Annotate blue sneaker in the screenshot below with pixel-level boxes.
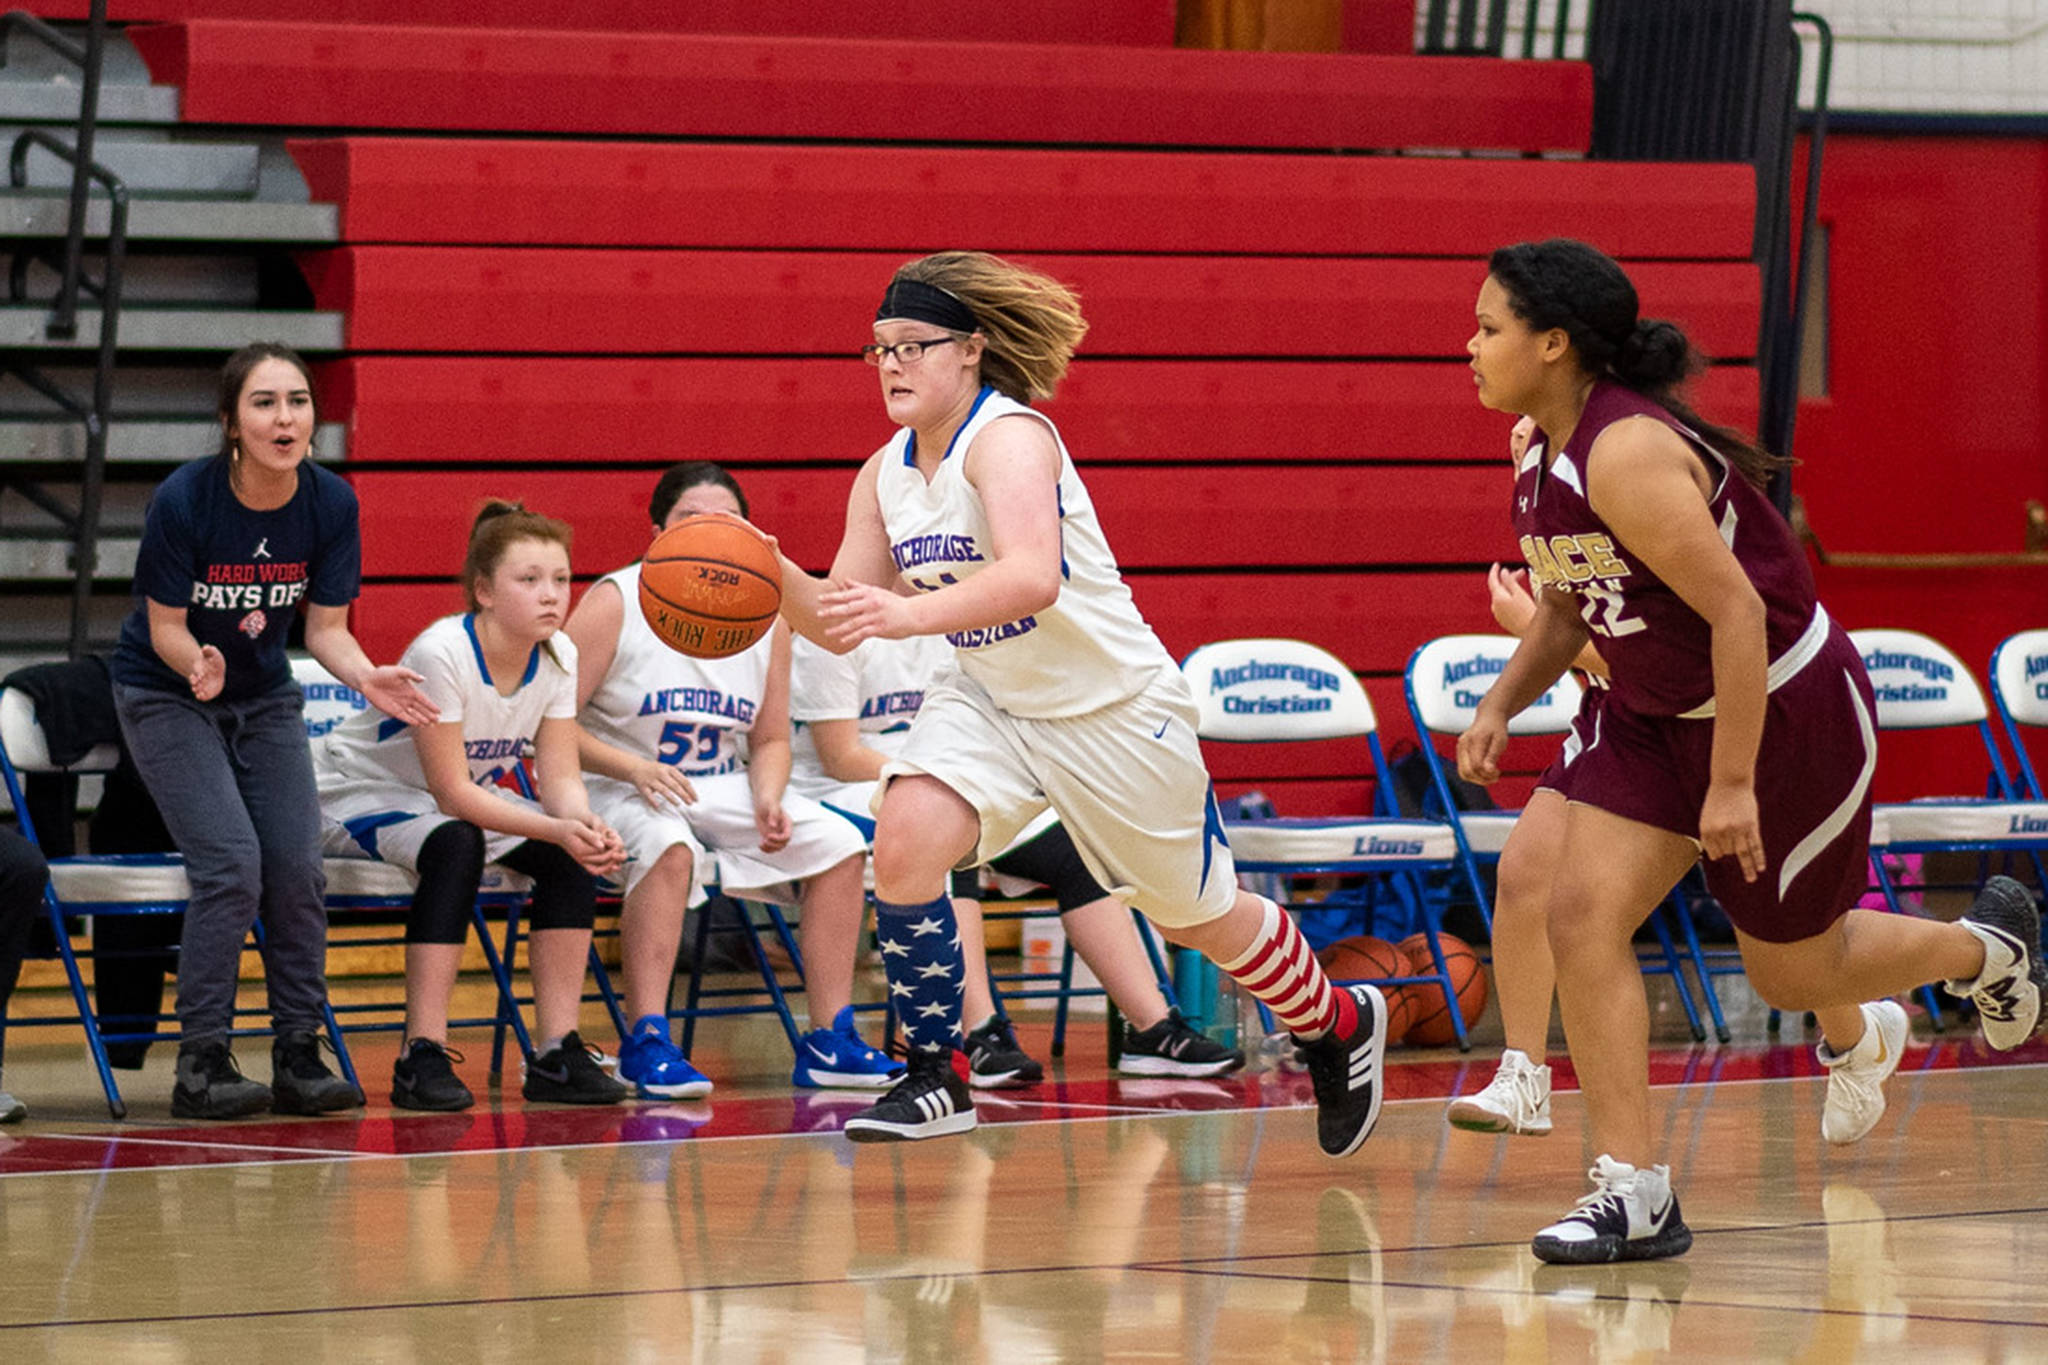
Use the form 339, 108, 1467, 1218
792, 1006, 905, 1089
617, 1016, 713, 1099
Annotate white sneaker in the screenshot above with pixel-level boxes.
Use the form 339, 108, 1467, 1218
1532, 1155, 1692, 1264
1947, 877, 2045, 1050
0, 1090, 23, 1124
1447, 1049, 1552, 1135
1818, 999, 1908, 1144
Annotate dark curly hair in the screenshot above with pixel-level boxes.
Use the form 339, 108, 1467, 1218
1487, 238, 1786, 487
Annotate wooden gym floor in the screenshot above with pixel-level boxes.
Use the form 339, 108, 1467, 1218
3, 974, 2046, 1361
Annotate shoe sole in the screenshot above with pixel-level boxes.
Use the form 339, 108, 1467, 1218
1447, 1100, 1552, 1136
171, 1089, 274, 1120
793, 1069, 906, 1090
1532, 1222, 1693, 1264
843, 1110, 978, 1143
271, 1089, 365, 1116
391, 1086, 476, 1113
627, 1077, 714, 1100
1116, 1055, 1245, 1078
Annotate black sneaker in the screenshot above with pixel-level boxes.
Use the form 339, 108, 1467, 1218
1532, 1155, 1693, 1264
271, 1030, 366, 1115
1293, 985, 1388, 1158
1118, 1009, 1246, 1078
392, 1038, 476, 1112
171, 1040, 273, 1120
522, 1031, 630, 1105
1949, 875, 2046, 1050
963, 1016, 1043, 1090
843, 1046, 977, 1143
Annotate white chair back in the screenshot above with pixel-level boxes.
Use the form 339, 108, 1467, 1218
1849, 628, 1988, 729
1181, 638, 1373, 742
1406, 634, 1585, 738
292, 656, 370, 739
0, 686, 120, 772
1991, 629, 2048, 728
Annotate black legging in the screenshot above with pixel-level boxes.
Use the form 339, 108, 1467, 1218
0, 825, 51, 1073
950, 821, 1109, 913
407, 820, 596, 944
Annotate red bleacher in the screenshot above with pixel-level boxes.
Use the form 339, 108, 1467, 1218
44, 1, 1175, 44
289, 139, 1754, 257
130, 21, 1592, 150
323, 357, 1758, 467
301, 248, 1760, 358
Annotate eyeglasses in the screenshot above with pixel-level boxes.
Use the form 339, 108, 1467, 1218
861, 337, 959, 367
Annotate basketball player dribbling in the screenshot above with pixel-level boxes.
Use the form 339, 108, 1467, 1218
1461, 237, 2044, 1263
773, 250, 1389, 1149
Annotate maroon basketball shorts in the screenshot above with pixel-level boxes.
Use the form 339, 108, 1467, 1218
1535, 679, 1608, 794
1553, 626, 1876, 943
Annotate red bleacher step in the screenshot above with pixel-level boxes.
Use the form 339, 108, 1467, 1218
132, 21, 1591, 151
289, 138, 1753, 258
44, 1, 1173, 44
302, 248, 1761, 359
324, 356, 1758, 466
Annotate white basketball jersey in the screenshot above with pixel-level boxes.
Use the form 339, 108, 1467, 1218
788, 633, 953, 790
317, 613, 578, 790
579, 562, 771, 777
873, 388, 1170, 718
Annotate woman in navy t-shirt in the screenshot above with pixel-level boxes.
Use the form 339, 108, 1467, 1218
111, 343, 436, 1120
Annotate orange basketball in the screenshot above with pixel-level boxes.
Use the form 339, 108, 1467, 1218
1316, 935, 1409, 985
638, 512, 782, 659
1383, 984, 1426, 1042
1395, 932, 1489, 1047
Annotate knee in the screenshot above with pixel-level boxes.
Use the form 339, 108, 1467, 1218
870, 840, 947, 900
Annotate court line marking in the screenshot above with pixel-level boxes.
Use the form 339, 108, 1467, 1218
6, 1055, 2043, 1180
7, 1202, 2048, 1335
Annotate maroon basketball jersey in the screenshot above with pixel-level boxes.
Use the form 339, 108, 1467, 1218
1513, 382, 1815, 716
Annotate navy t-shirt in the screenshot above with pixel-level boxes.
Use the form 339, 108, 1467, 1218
112, 457, 362, 702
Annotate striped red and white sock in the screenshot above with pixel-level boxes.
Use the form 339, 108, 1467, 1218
1218, 897, 1357, 1041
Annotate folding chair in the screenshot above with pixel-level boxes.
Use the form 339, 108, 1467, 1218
0, 680, 356, 1117
1180, 637, 1477, 1048
1852, 628, 2048, 1027
292, 658, 539, 1069
1990, 629, 2048, 812
1403, 634, 1726, 1042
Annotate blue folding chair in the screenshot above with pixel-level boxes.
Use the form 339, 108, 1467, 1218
1853, 628, 2048, 1029
1, 678, 357, 1117
1181, 637, 1477, 1048
1403, 634, 1726, 1042
1990, 629, 2048, 818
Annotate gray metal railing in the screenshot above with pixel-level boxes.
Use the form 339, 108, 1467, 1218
0, 0, 127, 655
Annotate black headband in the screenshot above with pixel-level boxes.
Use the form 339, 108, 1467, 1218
876, 276, 978, 333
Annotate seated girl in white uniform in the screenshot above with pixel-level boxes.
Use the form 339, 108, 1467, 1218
789, 631, 1242, 1085
316, 502, 630, 1111
565, 462, 898, 1097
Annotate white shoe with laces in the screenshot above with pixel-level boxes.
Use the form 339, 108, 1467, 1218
1947, 876, 2045, 1050
1532, 1155, 1692, 1264
1447, 1048, 1552, 1135
1818, 999, 1908, 1144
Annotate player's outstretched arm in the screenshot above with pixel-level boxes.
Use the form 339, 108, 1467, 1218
778, 454, 899, 653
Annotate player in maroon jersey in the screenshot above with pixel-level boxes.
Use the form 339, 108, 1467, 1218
1459, 238, 2044, 1264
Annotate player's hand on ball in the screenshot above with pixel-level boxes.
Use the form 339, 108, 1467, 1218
1457, 709, 1509, 785
1700, 780, 1764, 883
820, 582, 915, 646
188, 645, 226, 701
360, 664, 440, 727
753, 799, 792, 854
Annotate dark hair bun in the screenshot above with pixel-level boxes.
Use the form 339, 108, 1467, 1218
1614, 318, 1694, 388
472, 499, 525, 535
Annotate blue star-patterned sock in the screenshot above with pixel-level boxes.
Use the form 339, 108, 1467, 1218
874, 892, 965, 1054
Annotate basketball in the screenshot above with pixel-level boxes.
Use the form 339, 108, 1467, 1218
1395, 932, 1489, 1047
1316, 935, 1409, 984
638, 512, 783, 659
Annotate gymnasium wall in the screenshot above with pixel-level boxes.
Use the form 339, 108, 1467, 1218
1790, 132, 2048, 799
